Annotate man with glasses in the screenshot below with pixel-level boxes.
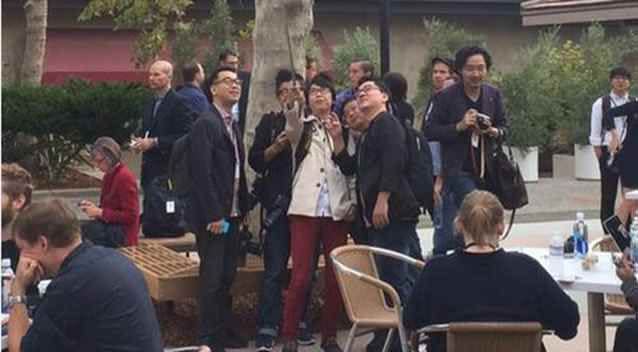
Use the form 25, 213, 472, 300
218, 49, 250, 135
590, 67, 633, 233
187, 66, 250, 352
424, 46, 507, 216
249, 69, 315, 352
327, 78, 421, 352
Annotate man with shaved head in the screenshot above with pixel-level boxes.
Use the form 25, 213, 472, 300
133, 60, 194, 231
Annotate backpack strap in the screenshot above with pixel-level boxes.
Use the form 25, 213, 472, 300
293, 122, 313, 174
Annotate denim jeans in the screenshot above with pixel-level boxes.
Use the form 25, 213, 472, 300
368, 221, 419, 304
446, 174, 478, 208
432, 187, 459, 255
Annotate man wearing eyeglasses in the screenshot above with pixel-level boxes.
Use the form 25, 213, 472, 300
187, 66, 250, 352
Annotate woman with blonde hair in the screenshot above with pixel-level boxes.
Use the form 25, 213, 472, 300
405, 190, 580, 352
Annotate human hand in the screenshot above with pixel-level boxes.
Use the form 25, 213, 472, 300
609, 131, 621, 154
372, 197, 390, 229
274, 131, 290, 148
482, 127, 500, 138
132, 137, 156, 152
13, 257, 44, 293
433, 177, 444, 207
208, 219, 226, 236
593, 146, 603, 160
324, 112, 343, 139
457, 109, 478, 131
79, 201, 102, 219
616, 251, 635, 282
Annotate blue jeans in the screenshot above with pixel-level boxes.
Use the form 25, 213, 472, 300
446, 174, 477, 209
368, 221, 419, 304
432, 187, 459, 255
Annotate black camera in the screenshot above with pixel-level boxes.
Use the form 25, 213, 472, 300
248, 175, 265, 211
239, 226, 262, 256
476, 113, 491, 130
263, 195, 290, 229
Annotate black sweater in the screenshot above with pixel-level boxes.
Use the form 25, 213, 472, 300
405, 249, 580, 352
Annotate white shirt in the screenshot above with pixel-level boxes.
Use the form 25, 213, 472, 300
589, 91, 630, 146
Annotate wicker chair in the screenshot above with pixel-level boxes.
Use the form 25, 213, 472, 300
330, 245, 425, 352
416, 322, 543, 352
590, 235, 634, 315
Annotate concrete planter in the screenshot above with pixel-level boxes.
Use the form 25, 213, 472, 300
121, 150, 142, 181
511, 146, 539, 183
574, 144, 600, 181
553, 154, 574, 179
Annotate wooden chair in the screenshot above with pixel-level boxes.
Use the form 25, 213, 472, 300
590, 236, 634, 316
330, 245, 425, 352
416, 322, 543, 352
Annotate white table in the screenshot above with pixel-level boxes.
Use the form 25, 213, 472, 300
515, 247, 624, 352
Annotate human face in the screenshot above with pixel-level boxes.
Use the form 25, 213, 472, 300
611, 75, 630, 95
277, 80, 305, 107
432, 62, 451, 91
2, 192, 16, 228
195, 64, 206, 86
91, 151, 110, 173
461, 54, 488, 90
15, 235, 53, 278
221, 55, 240, 71
148, 62, 171, 92
306, 62, 318, 82
348, 62, 366, 88
211, 70, 242, 106
356, 81, 387, 113
308, 84, 332, 115
344, 100, 367, 131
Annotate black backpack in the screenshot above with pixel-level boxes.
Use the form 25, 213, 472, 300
399, 118, 434, 213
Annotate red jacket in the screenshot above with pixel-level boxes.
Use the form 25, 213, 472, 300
99, 163, 140, 246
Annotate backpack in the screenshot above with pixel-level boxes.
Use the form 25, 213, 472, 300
142, 176, 188, 238
399, 117, 434, 213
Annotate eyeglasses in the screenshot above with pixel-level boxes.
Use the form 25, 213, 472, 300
355, 85, 381, 98
309, 87, 330, 96
278, 86, 304, 96
213, 77, 243, 86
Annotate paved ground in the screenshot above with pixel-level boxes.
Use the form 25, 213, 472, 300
34, 176, 628, 351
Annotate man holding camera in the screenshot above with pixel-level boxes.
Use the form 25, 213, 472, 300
249, 70, 314, 352
424, 46, 507, 212
613, 252, 638, 352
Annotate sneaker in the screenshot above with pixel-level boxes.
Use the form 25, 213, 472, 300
255, 334, 274, 352
296, 326, 315, 346
282, 340, 298, 352
321, 338, 343, 352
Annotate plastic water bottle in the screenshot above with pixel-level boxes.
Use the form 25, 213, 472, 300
572, 212, 589, 258
630, 213, 638, 271
2, 258, 14, 313
548, 233, 564, 279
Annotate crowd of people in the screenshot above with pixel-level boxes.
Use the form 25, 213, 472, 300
1, 45, 638, 352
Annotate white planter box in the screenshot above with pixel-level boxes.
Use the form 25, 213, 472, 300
574, 144, 600, 181
510, 146, 539, 183
553, 154, 574, 179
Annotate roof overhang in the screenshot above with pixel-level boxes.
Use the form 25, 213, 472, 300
521, 0, 638, 26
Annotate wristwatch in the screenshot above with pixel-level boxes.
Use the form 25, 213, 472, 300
7, 295, 27, 309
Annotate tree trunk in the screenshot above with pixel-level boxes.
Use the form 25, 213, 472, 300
21, 0, 48, 86
243, 0, 314, 230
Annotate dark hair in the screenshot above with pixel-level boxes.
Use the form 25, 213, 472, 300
182, 61, 201, 83
13, 199, 81, 248
306, 57, 317, 69
308, 72, 336, 100
351, 60, 375, 77
275, 69, 304, 95
431, 56, 453, 69
2, 163, 33, 208
340, 95, 358, 120
203, 65, 237, 103
455, 46, 492, 73
610, 66, 631, 80
383, 72, 408, 101
218, 49, 239, 65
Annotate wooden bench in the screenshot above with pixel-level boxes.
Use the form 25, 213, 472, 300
120, 242, 326, 302
139, 232, 197, 253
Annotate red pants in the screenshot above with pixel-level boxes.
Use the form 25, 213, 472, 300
281, 215, 350, 340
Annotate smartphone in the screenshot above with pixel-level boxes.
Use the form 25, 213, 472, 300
603, 215, 630, 252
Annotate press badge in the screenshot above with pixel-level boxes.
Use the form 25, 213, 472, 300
166, 201, 175, 214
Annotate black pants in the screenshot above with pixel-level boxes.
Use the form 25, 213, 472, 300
599, 147, 620, 234
613, 317, 638, 352
195, 218, 241, 347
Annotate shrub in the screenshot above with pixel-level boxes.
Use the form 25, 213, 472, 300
2, 80, 150, 181
332, 27, 380, 90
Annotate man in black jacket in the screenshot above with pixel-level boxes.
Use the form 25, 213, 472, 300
133, 60, 194, 189
613, 251, 638, 352
187, 66, 249, 352
328, 78, 420, 302
424, 47, 507, 212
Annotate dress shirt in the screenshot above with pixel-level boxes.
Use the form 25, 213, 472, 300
590, 91, 630, 146
215, 103, 241, 217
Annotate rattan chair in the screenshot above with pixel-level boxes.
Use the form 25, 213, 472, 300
416, 322, 543, 352
590, 235, 634, 316
330, 245, 425, 352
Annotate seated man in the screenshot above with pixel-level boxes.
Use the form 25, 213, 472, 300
405, 191, 580, 352
613, 251, 638, 352
80, 137, 140, 247
7, 199, 162, 352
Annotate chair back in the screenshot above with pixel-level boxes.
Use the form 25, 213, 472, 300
446, 322, 542, 352
331, 245, 395, 323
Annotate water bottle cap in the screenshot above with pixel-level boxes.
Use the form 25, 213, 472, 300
551, 234, 563, 246
576, 212, 585, 221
